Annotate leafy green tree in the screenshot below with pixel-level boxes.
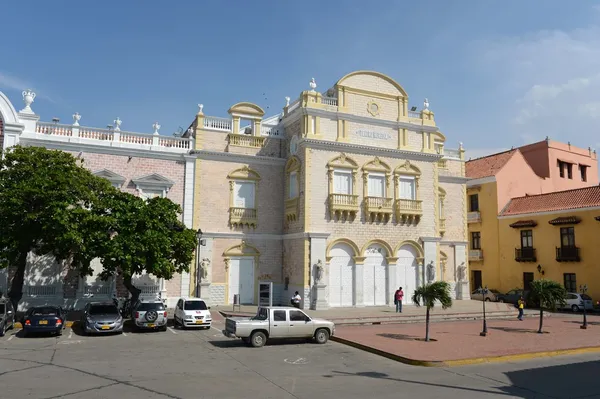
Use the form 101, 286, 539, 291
528, 279, 567, 333
411, 281, 453, 342
0, 146, 113, 310
92, 191, 197, 303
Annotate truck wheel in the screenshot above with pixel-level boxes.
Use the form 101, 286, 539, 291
250, 331, 266, 348
315, 328, 329, 344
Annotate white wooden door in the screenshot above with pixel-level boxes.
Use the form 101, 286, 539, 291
399, 177, 415, 200
368, 175, 385, 197
328, 243, 354, 307
228, 259, 240, 304
364, 246, 387, 306
397, 245, 418, 305
374, 261, 387, 305
234, 181, 255, 208
333, 171, 352, 194
239, 258, 254, 304
363, 261, 375, 306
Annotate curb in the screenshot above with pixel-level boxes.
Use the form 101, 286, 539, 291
13, 321, 75, 329
331, 336, 600, 367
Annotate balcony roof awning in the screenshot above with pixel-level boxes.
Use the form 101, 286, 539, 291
548, 216, 581, 225
509, 220, 538, 228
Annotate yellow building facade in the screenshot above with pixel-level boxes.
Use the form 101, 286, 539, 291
185, 71, 471, 308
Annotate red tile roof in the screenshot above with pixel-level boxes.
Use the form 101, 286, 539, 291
465, 150, 517, 179
500, 186, 600, 216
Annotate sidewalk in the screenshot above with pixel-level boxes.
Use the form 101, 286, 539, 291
215, 300, 540, 325
332, 313, 600, 367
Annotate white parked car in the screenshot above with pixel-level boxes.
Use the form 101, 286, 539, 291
173, 297, 212, 329
558, 293, 593, 312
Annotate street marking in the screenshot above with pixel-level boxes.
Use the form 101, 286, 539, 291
68, 331, 73, 340
210, 326, 221, 332
122, 332, 127, 337
7, 335, 14, 341
59, 340, 82, 345
168, 327, 178, 335
284, 358, 309, 365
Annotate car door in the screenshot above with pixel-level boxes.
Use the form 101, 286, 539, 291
175, 299, 183, 321
288, 310, 314, 338
269, 310, 289, 338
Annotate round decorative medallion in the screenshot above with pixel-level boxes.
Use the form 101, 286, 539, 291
290, 135, 299, 155
367, 100, 380, 117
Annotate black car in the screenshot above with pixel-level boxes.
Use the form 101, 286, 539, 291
22, 306, 66, 337
0, 299, 15, 337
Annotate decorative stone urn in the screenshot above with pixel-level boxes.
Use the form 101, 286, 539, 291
72, 112, 81, 126
21, 89, 36, 113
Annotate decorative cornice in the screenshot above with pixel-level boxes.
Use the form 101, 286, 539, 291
197, 231, 330, 241
439, 240, 468, 246
420, 236, 442, 243
466, 176, 496, 187
498, 206, 600, 219
300, 138, 442, 162
189, 149, 286, 165
439, 175, 469, 184
303, 107, 440, 133
19, 136, 187, 162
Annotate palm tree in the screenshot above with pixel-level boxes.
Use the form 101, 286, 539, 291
528, 279, 567, 334
411, 281, 453, 341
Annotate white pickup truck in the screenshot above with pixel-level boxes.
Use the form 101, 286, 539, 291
222, 306, 335, 348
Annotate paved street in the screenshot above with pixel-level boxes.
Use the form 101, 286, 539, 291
1, 317, 599, 399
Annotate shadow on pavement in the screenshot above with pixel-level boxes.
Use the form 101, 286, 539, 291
563, 320, 600, 326
207, 338, 316, 348
376, 333, 419, 341
324, 370, 517, 396
489, 326, 548, 334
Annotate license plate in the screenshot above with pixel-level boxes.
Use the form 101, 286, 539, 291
101, 326, 110, 330
39, 320, 48, 325
195, 320, 203, 324
147, 323, 155, 328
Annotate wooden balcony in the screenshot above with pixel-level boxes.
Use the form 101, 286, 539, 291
467, 211, 481, 223
469, 249, 483, 261
329, 193, 359, 220
515, 247, 537, 262
395, 198, 422, 223
556, 246, 580, 262
364, 196, 393, 222
229, 207, 258, 228
285, 197, 299, 222
227, 133, 265, 148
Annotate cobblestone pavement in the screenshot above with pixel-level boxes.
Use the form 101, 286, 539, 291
1, 315, 599, 398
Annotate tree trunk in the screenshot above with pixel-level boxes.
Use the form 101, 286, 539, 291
425, 307, 430, 342
8, 252, 28, 312
537, 308, 544, 334
122, 274, 142, 304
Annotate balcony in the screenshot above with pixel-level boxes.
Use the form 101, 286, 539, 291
227, 133, 265, 148
395, 199, 422, 223
364, 197, 393, 222
515, 247, 537, 262
229, 207, 258, 228
469, 249, 483, 261
556, 246, 580, 262
285, 197, 299, 222
467, 211, 481, 223
329, 193, 359, 220
439, 218, 446, 235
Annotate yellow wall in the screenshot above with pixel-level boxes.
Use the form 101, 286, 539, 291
498, 209, 600, 299
467, 181, 501, 290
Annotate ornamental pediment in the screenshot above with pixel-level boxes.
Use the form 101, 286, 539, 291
93, 169, 126, 185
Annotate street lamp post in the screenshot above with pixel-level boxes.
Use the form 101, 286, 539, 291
480, 285, 488, 337
580, 284, 589, 330
195, 229, 204, 298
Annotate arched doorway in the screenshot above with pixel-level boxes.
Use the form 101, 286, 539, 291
328, 242, 355, 307
397, 244, 419, 305
363, 244, 388, 306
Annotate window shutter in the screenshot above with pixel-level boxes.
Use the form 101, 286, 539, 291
234, 182, 255, 208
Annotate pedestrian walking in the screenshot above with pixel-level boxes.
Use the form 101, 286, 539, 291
394, 287, 404, 313
517, 296, 525, 321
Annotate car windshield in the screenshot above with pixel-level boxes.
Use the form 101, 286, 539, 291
582, 294, 592, 300
137, 303, 165, 311
184, 301, 207, 311
252, 308, 269, 321
89, 305, 119, 315
31, 307, 58, 316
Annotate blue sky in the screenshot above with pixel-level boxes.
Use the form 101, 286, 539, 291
1, 1, 600, 158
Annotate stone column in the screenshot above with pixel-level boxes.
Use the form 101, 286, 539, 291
309, 235, 328, 310
387, 257, 398, 306
353, 256, 366, 307
454, 244, 470, 299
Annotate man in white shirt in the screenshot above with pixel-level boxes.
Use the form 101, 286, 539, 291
291, 291, 301, 308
